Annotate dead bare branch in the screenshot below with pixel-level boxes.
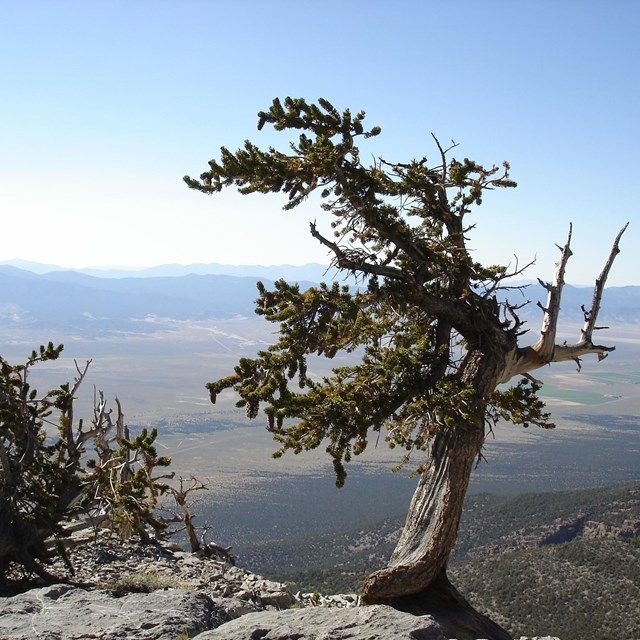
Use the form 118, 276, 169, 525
579, 222, 629, 345
531, 224, 573, 361
498, 223, 627, 383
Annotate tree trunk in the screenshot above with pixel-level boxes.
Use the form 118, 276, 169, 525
361, 350, 512, 640
361, 420, 511, 639
361, 420, 483, 603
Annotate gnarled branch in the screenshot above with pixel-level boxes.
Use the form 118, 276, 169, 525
498, 223, 627, 383
530, 224, 573, 362
579, 222, 628, 345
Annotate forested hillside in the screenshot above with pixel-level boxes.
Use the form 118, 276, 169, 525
236, 482, 640, 640
451, 538, 640, 640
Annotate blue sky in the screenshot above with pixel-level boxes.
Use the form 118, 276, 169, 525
1, 0, 638, 285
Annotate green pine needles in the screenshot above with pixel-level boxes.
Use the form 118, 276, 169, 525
0, 344, 184, 584
185, 97, 549, 488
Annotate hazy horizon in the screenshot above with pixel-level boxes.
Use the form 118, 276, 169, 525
1, 2, 638, 286
2, 256, 638, 288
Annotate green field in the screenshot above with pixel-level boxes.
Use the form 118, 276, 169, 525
539, 385, 620, 405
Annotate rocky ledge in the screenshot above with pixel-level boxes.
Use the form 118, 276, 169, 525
0, 536, 559, 640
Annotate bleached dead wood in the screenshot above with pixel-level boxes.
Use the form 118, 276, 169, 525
498, 223, 628, 384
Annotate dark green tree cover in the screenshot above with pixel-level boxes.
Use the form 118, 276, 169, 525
451, 538, 640, 640
0, 344, 182, 585
185, 97, 625, 639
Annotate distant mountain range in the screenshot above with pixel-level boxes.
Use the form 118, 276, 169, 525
0, 261, 638, 339
0, 265, 283, 336
0, 259, 337, 282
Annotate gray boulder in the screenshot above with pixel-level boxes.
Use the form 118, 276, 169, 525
0, 583, 228, 640
193, 604, 447, 640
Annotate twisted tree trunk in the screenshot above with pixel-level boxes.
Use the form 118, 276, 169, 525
363, 424, 511, 639
361, 349, 511, 639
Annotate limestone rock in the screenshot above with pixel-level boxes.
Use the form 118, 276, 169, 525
0, 537, 561, 640
37, 536, 296, 612
239, 574, 296, 609
297, 591, 358, 608
582, 518, 640, 540
193, 604, 447, 640
0, 583, 228, 640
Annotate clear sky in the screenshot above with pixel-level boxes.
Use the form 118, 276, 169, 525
1, 0, 638, 285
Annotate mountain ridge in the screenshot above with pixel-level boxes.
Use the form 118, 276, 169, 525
1, 264, 638, 339
0, 259, 335, 282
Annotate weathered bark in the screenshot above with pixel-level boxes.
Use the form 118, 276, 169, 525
361, 416, 484, 603
361, 348, 512, 638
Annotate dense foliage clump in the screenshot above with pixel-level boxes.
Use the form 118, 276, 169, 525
0, 344, 198, 585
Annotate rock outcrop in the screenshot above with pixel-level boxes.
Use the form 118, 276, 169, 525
0, 585, 560, 640
0, 535, 560, 640
0, 583, 225, 640
196, 604, 447, 639
582, 518, 640, 540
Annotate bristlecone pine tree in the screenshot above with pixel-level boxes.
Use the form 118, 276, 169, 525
184, 97, 627, 640
0, 346, 175, 585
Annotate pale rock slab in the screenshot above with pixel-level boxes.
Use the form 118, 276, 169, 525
0, 583, 228, 640
194, 603, 447, 640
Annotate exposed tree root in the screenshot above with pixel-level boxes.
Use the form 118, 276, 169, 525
390, 569, 513, 640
